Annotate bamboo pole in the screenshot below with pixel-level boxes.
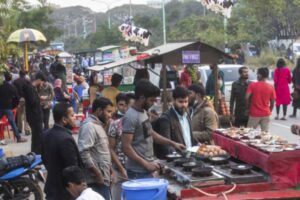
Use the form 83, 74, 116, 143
24, 42, 29, 72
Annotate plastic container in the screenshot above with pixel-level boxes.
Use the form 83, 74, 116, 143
122, 178, 168, 200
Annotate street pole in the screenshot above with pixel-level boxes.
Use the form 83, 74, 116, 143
129, 0, 132, 17
162, 0, 166, 44
108, 6, 111, 30
224, 16, 228, 52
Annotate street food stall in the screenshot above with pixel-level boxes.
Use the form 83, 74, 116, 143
88, 41, 300, 199
156, 127, 300, 200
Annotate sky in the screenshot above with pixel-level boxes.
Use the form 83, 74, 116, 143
29, 0, 147, 12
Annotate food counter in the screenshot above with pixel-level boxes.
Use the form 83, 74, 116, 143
158, 127, 300, 199
213, 128, 300, 187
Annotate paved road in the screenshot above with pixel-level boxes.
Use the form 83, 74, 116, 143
269, 105, 300, 143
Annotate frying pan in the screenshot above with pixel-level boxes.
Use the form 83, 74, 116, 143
174, 158, 190, 167
182, 162, 198, 171
209, 154, 230, 165
165, 153, 182, 162
191, 167, 213, 177
230, 164, 252, 174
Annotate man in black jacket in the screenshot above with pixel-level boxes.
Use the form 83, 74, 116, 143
154, 86, 194, 158
50, 55, 67, 91
0, 72, 27, 142
42, 102, 83, 200
13, 71, 31, 135
22, 72, 46, 153
230, 66, 250, 127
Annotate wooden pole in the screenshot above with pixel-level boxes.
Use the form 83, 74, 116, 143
213, 64, 219, 113
24, 42, 29, 72
162, 64, 168, 112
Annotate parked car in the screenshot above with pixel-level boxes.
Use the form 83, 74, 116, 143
198, 64, 256, 102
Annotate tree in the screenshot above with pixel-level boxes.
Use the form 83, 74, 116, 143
17, 6, 62, 45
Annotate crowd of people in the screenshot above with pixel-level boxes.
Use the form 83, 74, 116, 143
0, 54, 300, 200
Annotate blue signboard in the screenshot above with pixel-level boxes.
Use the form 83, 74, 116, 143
182, 50, 200, 64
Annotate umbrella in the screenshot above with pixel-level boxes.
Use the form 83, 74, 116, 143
7, 28, 47, 71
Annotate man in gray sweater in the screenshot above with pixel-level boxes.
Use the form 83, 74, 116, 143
78, 97, 113, 200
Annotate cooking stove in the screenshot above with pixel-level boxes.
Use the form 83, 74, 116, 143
159, 160, 225, 187
211, 161, 267, 184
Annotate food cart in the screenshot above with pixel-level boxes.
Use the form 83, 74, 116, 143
157, 127, 300, 199
58, 51, 74, 93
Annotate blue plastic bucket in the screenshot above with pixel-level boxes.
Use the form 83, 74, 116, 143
122, 178, 168, 200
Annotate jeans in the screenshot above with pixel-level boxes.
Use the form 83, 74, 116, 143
111, 168, 125, 200
26, 114, 43, 154
0, 109, 21, 140
42, 108, 50, 130
127, 170, 153, 180
88, 183, 111, 200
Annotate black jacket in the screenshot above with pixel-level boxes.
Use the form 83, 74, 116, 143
153, 108, 194, 159
230, 79, 250, 120
50, 61, 66, 79
0, 81, 19, 110
13, 77, 30, 98
22, 81, 42, 122
42, 125, 83, 200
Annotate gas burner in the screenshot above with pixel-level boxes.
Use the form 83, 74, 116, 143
159, 160, 225, 185
230, 170, 252, 175
192, 172, 213, 177
212, 161, 267, 184
220, 164, 231, 169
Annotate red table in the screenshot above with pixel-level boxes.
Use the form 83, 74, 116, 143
213, 131, 300, 187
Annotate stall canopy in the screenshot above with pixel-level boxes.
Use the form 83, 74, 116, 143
143, 41, 233, 65
88, 41, 233, 72
88, 55, 138, 72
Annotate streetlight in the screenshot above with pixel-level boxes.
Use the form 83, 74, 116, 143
162, 0, 166, 44
92, 0, 120, 30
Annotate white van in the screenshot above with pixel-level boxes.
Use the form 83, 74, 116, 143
293, 43, 300, 58
198, 65, 256, 102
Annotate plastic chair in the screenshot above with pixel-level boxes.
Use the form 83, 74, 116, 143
0, 109, 17, 141
0, 120, 5, 140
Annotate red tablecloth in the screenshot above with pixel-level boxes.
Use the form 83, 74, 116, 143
213, 131, 300, 187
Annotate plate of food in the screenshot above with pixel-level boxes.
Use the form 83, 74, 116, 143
254, 143, 269, 149
196, 144, 227, 158
241, 139, 250, 144
283, 147, 296, 151
264, 147, 283, 153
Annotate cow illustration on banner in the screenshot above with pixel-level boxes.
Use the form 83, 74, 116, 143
119, 23, 152, 46
201, 0, 236, 18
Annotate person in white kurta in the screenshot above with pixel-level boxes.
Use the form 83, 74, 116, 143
62, 166, 105, 200
76, 188, 104, 200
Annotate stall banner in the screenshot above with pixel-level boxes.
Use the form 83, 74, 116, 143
119, 23, 151, 46
103, 70, 112, 85
182, 51, 200, 64
103, 52, 114, 61
201, 0, 236, 18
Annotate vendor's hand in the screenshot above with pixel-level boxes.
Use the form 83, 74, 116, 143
95, 174, 104, 185
172, 142, 186, 153
146, 162, 160, 172
120, 168, 128, 179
